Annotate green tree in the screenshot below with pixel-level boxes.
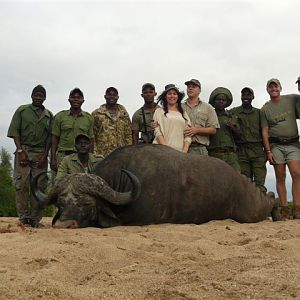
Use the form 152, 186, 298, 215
0, 147, 17, 216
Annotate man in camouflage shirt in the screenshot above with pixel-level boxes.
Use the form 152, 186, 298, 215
230, 87, 267, 192
92, 87, 132, 157
208, 87, 241, 172
7, 85, 53, 227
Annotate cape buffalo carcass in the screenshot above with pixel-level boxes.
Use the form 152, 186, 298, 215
32, 144, 276, 228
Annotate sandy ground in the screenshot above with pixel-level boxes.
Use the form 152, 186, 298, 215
0, 218, 300, 300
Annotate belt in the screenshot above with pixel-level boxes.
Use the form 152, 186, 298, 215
208, 148, 234, 154
58, 150, 76, 155
190, 142, 206, 148
269, 136, 299, 145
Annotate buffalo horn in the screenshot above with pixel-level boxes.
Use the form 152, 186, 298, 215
100, 169, 141, 205
30, 171, 49, 205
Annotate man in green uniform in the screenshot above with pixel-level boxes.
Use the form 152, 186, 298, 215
7, 85, 53, 227
132, 83, 158, 144
296, 76, 300, 93
92, 87, 132, 157
56, 134, 102, 182
182, 79, 219, 155
208, 87, 241, 172
230, 87, 267, 192
261, 78, 300, 220
50, 88, 94, 172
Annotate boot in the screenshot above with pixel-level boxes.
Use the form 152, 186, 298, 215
292, 206, 300, 219
280, 206, 290, 220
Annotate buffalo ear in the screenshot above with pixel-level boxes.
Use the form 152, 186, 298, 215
97, 206, 122, 228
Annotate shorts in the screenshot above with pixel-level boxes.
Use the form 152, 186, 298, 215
271, 143, 300, 164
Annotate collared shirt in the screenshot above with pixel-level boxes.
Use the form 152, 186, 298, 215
230, 105, 263, 144
7, 104, 53, 149
208, 111, 239, 150
131, 106, 157, 143
92, 104, 132, 157
55, 153, 102, 182
52, 109, 94, 151
182, 99, 219, 146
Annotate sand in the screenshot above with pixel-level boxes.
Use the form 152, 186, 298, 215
0, 217, 299, 300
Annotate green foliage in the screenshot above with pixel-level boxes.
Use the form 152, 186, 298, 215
0, 148, 17, 216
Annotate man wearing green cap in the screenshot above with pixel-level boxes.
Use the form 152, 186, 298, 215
296, 76, 300, 93
296, 76, 300, 119
230, 87, 267, 192
55, 134, 102, 182
7, 85, 53, 227
132, 83, 158, 144
261, 78, 300, 219
207, 87, 241, 171
50, 88, 94, 172
183, 79, 219, 155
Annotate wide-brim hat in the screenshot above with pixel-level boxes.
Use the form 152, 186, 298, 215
209, 87, 233, 108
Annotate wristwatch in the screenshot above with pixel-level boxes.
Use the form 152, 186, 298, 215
17, 149, 23, 153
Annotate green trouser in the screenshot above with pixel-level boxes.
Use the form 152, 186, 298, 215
208, 151, 241, 172
13, 148, 48, 223
188, 145, 208, 155
236, 143, 267, 192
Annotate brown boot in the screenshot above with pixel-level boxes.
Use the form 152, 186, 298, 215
292, 206, 300, 219
280, 206, 290, 220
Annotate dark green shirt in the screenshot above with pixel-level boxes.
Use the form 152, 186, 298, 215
230, 105, 262, 143
7, 104, 53, 149
52, 110, 94, 151
131, 107, 156, 143
208, 112, 239, 150
55, 153, 102, 182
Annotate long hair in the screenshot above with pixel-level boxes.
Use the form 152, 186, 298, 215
157, 88, 187, 120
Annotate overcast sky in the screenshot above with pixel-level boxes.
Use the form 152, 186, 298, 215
1, 0, 299, 198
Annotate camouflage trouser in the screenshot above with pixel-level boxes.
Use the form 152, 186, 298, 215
208, 151, 241, 172
13, 149, 48, 223
237, 143, 267, 192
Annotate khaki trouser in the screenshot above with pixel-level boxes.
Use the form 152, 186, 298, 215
13, 148, 48, 222
188, 144, 208, 155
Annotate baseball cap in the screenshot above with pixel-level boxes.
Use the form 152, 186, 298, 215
241, 87, 254, 96
266, 78, 281, 89
295, 76, 300, 84
69, 88, 84, 98
32, 85, 46, 97
142, 83, 155, 91
105, 87, 118, 94
184, 79, 201, 88
75, 133, 91, 144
